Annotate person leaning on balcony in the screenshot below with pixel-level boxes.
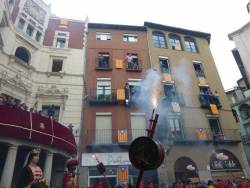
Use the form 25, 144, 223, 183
125, 53, 134, 69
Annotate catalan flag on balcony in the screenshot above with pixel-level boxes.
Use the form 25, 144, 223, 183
117, 166, 129, 182
198, 77, 207, 85
117, 89, 125, 100
210, 104, 219, 115
196, 128, 207, 140
171, 102, 181, 113
163, 74, 172, 82
118, 128, 128, 143
116, 59, 123, 69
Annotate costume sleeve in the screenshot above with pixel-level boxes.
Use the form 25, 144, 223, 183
16, 167, 32, 188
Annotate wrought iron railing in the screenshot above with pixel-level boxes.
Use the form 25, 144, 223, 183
84, 128, 241, 145
88, 89, 118, 105
199, 94, 222, 108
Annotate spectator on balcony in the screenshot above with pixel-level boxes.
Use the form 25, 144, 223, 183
125, 82, 130, 105
48, 105, 55, 118
125, 53, 134, 69
99, 55, 109, 68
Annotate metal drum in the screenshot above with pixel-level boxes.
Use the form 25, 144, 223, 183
129, 136, 165, 171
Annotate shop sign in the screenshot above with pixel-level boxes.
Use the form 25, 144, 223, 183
82, 152, 131, 166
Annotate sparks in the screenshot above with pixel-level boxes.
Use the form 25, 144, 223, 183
152, 96, 157, 108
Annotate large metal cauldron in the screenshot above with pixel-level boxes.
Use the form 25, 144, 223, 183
129, 136, 165, 171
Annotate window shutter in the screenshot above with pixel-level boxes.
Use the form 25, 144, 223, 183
131, 115, 146, 139
96, 115, 112, 144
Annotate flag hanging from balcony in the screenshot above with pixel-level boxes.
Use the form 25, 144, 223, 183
116, 59, 123, 69
117, 166, 129, 182
117, 89, 125, 100
196, 128, 207, 140
198, 77, 207, 85
171, 102, 181, 112
118, 128, 128, 143
210, 104, 219, 115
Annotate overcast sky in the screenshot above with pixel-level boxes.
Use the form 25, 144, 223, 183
44, 0, 250, 90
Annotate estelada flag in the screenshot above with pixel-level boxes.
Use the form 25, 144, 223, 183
118, 128, 128, 143
117, 166, 129, 181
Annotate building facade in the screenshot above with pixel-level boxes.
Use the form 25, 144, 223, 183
228, 17, 250, 89
80, 23, 153, 187
226, 87, 250, 167
145, 22, 249, 185
80, 21, 249, 187
0, 0, 86, 187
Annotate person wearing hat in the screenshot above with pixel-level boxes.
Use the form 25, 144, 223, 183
63, 159, 79, 188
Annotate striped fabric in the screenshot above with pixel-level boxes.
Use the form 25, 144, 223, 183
118, 128, 128, 143
117, 166, 129, 181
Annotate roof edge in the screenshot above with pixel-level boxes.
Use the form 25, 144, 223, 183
88, 23, 147, 31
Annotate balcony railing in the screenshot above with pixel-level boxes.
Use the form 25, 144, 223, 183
84, 129, 147, 145
88, 89, 118, 105
195, 71, 205, 77
241, 134, 250, 144
84, 128, 241, 146
199, 94, 222, 108
95, 59, 112, 70
126, 60, 142, 72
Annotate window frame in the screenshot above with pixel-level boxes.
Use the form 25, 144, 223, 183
17, 17, 25, 30
152, 31, 167, 48
169, 33, 182, 50
192, 61, 205, 78
208, 117, 223, 136
53, 31, 70, 48
51, 59, 63, 72
123, 33, 138, 42
96, 32, 112, 41
184, 36, 198, 53
26, 24, 35, 36
159, 56, 170, 74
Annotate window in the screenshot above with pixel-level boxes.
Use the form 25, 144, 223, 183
127, 79, 141, 103
164, 84, 177, 101
96, 32, 112, 40
98, 52, 110, 68
131, 114, 146, 139
123, 34, 138, 42
26, 24, 34, 36
199, 86, 211, 94
184, 37, 198, 53
17, 18, 25, 30
56, 38, 66, 48
35, 31, 42, 42
95, 114, 112, 144
193, 62, 205, 77
152, 31, 166, 48
208, 118, 222, 136
42, 105, 60, 120
169, 33, 182, 50
159, 57, 170, 74
52, 59, 63, 72
15, 46, 30, 64
126, 53, 139, 70
239, 104, 250, 120
168, 118, 183, 139
97, 80, 111, 99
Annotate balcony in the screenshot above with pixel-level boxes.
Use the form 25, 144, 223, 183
199, 94, 222, 108
241, 134, 250, 144
95, 59, 112, 71
84, 128, 241, 151
88, 89, 118, 105
0, 105, 77, 154
171, 128, 241, 144
85, 129, 147, 150
126, 60, 142, 72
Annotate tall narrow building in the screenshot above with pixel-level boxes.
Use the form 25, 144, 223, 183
80, 23, 153, 187
144, 22, 248, 184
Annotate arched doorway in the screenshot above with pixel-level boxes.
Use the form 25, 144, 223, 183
174, 157, 199, 183
209, 149, 244, 180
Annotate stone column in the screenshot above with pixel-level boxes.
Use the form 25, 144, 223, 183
0, 144, 18, 188
43, 151, 54, 187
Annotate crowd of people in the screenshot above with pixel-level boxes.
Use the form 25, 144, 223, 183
172, 178, 250, 188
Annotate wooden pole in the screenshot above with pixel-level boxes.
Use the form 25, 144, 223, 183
136, 111, 159, 188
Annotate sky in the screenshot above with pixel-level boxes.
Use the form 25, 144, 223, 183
44, 0, 250, 90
